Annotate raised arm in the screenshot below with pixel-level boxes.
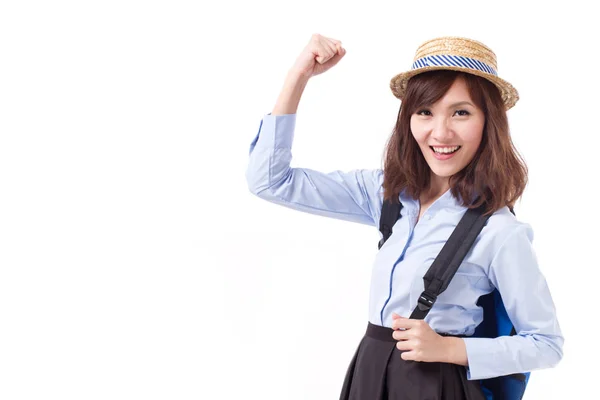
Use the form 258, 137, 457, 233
245, 35, 383, 227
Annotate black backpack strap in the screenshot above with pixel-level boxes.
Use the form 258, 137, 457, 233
410, 202, 492, 320
378, 198, 403, 250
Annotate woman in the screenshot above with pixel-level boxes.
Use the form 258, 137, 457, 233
245, 35, 564, 400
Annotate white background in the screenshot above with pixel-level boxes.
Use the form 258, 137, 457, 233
1, 1, 598, 399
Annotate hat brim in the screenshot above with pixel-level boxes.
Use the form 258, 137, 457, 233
389, 66, 519, 110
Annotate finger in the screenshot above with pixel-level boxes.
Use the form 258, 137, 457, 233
392, 318, 418, 330
315, 50, 333, 64
324, 36, 341, 45
320, 40, 337, 60
396, 340, 413, 352
316, 37, 334, 58
322, 38, 337, 54
326, 48, 345, 67
316, 48, 335, 64
400, 350, 417, 361
330, 39, 344, 56
323, 36, 341, 49
392, 330, 410, 341
330, 40, 344, 57
312, 36, 334, 64
318, 49, 345, 69
391, 313, 405, 328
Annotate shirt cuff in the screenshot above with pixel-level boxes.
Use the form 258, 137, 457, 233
249, 113, 296, 155
463, 337, 507, 380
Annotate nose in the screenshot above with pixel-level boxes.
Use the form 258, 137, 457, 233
431, 117, 455, 142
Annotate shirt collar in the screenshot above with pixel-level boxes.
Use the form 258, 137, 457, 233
399, 187, 467, 216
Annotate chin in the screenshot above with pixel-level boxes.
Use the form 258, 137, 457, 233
429, 168, 458, 178
433, 173, 455, 179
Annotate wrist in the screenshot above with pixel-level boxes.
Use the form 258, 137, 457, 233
441, 336, 469, 366
287, 68, 311, 83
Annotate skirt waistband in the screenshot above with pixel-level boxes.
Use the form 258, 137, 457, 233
366, 322, 467, 342
366, 322, 396, 342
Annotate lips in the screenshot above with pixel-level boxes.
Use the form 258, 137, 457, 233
430, 146, 461, 160
430, 146, 461, 154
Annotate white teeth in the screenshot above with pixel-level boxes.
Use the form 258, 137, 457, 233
432, 146, 460, 154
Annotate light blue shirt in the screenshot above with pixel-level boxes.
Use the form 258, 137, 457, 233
245, 112, 564, 381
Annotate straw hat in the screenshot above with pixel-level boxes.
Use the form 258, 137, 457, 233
389, 36, 519, 110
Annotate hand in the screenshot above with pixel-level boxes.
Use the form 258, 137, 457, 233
290, 33, 346, 79
391, 312, 449, 363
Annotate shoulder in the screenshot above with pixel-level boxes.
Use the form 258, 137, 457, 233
368, 168, 385, 225
357, 168, 384, 201
370, 168, 384, 187
478, 206, 535, 260
485, 206, 533, 237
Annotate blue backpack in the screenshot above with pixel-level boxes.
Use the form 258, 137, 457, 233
378, 198, 530, 400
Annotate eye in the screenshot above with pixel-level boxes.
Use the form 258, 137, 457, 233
415, 109, 432, 116
455, 109, 470, 116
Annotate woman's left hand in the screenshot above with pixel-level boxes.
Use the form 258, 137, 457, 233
391, 312, 449, 363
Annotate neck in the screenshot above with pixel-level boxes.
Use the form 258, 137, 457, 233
423, 175, 450, 201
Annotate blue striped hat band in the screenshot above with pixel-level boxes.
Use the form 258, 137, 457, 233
411, 54, 498, 76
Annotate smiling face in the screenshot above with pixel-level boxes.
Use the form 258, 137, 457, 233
410, 76, 486, 188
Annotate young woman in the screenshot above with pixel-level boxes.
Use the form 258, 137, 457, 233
245, 35, 564, 400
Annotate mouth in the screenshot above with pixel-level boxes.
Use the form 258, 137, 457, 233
429, 146, 461, 160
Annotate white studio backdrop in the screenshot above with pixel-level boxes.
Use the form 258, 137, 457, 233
0, 1, 597, 399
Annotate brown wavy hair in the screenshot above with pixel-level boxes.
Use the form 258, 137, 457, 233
381, 70, 528, 216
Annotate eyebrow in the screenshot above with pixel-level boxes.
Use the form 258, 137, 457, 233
448, 101, 475, 108
419, 101, 476, 109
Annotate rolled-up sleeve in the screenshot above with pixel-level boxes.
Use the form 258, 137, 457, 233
462, 223, 564, 380
245, 113, 384, 226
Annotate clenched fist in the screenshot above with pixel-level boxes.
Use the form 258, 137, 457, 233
391, 312, 467, 364
290, 33, 346, 79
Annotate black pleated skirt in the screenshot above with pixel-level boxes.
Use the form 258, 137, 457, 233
339, 322, 486, 400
